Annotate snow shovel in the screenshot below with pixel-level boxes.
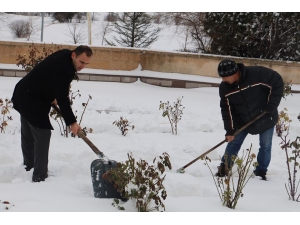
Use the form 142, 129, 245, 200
51, 104, 127, 200
176, 111, 267, 173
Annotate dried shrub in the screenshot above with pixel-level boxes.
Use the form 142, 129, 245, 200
103, 152, 172, 212
0, 98, 13, 133
16, 43, 61, 73
8, 19, 32, 39
113, 117, 135, 136
283, 80, 292, 100
159, 96, 184, 135
277, 108, 300, 201
203, 145, 256, 209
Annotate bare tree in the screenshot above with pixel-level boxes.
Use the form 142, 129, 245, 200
97, 21, 112, 45
8, 17, 38, 40
25, 17, 38, 41
160, 12, 210, 53
178, 26, 194, 52
0, 13, 10, 35
66, 23, 87, 44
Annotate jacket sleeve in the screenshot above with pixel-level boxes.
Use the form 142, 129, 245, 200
219, 86, 239, 136
52, 64, 77, 126
260, 68, 284, 114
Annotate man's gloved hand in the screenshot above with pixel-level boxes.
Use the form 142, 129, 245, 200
263, 104, 276, 114
261, 109, 269, 114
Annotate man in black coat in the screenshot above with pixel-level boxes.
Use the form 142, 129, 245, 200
12, 45, 93, 182
215, 59, 284, 180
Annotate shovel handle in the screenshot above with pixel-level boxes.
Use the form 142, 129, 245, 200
51, 104, 104, 158
178, 111, 267, 171
77, 130, 104, 158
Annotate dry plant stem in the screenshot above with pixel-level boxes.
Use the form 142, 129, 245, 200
204, 157, 223, 200
57, 117, 64, 136
231, 150, 254, 209
0, 98, 13, 134
204, 145, 255, 209
173, 108, 179, 135
79, 96, 90, 125
277, 109, 300, 201
281, 133, 294, 200
159, 97, 184, 135
50, 108, 67, 137
167, 113, 174, 134
292, 151, 297, 198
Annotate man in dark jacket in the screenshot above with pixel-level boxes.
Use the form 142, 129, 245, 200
215, 59, 284, 180
12, 45, 93, 182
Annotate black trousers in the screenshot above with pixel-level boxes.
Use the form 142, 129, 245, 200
20, 116, 51, 179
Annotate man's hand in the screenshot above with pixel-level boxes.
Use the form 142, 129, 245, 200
51, 99, 57, 106
70, 122, 81, 135
226, 135, 235, 142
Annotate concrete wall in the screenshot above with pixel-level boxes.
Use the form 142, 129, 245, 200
1, 41, 300, 84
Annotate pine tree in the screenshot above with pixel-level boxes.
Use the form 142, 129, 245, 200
203, 12, 300, 61
105, 12, 161, 48
203, 12, 256, 57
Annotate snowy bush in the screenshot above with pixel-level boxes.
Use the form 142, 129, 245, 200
159, 96, 184, 135
203, 145, 256, 209
103, 152, 172, 212
0, 98, 13, 134
8, 19, 35, 40
16, 43, 60, 73
277, 108, 300, 201
113, 117, 135, 136
283, 81, 292, 100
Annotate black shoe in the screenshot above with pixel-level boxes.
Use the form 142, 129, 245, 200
215, 163, 228, 177
254, 170, 267, 180
32, 173, 48, 182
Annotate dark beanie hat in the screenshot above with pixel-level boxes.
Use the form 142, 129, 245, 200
218, 59, 238, 77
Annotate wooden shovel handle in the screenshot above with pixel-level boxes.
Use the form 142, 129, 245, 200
51, 104, 104, 158
179, 111, 267, 170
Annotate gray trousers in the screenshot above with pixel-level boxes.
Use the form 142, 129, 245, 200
20, 116, 51, 179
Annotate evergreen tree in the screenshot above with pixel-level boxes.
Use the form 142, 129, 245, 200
105, 12, 161, 48
53, 12, 76, 23
203, 12, 300, 61
203, 12, 256, 57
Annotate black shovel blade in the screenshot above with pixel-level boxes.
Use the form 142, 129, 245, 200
90, 159, 127, 201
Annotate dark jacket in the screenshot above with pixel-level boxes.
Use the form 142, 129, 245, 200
219, 63, 284, 135
12, 49, 77, 130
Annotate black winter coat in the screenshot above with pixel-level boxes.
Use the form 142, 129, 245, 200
12, 49, 77, 130
219, 63, 284, 135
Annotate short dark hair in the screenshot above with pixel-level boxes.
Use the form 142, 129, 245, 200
73, 45, 93, 57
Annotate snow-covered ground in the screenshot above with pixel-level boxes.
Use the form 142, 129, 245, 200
1, 75, 300, 215
1, 8, 300, 224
